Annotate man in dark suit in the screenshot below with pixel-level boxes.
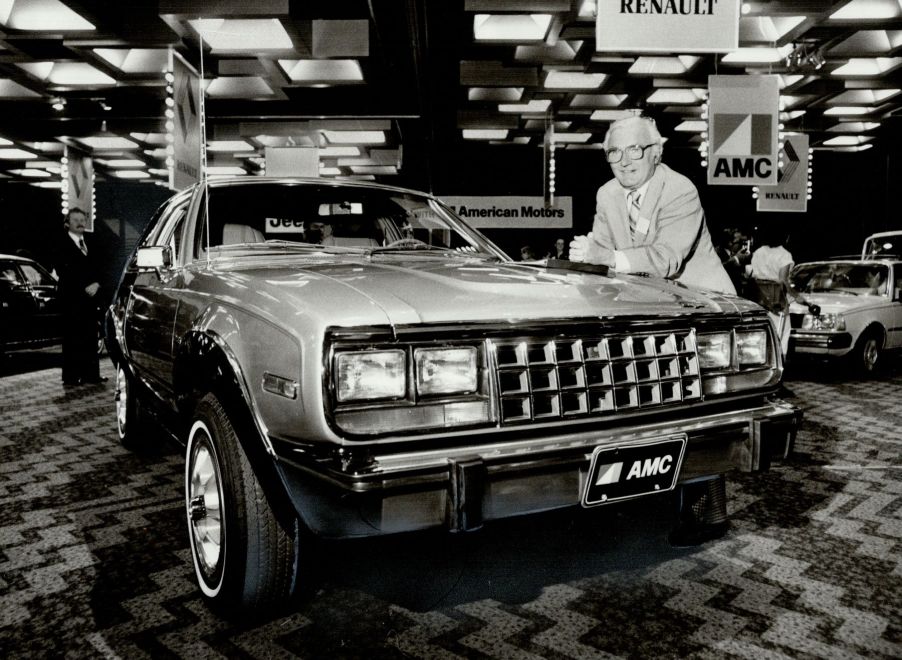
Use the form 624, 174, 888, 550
56, 207, 105, 385
569, 115, 735, 295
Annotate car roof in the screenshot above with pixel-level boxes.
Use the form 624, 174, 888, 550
196, 175, 441, 202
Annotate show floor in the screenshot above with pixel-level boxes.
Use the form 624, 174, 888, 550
1, 352, 901, 658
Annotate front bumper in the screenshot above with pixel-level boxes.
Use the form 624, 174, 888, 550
789, 331, 853, 355
275, 398, 802, 538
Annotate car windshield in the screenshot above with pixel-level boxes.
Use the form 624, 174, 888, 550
197, 182, 505, 260
791, 262, 890, 296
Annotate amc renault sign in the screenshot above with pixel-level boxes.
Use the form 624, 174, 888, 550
596, 0, 740, 53
707, 75, 780, 187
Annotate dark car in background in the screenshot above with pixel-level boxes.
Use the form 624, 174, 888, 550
107, 177, 801, 614
0, 254, 61, 356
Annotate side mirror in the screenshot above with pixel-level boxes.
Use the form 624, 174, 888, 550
136, 246, 172, 270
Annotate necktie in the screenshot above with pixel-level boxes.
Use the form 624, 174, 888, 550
79, 238, 88, 256
627, 190, 642, 238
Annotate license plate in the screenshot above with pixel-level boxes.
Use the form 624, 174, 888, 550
582, 435, 687, 507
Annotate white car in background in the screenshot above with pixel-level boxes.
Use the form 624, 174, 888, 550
788, 255, 902, 374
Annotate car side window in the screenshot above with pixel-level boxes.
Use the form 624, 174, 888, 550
894, 266, 902, 301
19, 264, 55, 286
0, 264, 24, 286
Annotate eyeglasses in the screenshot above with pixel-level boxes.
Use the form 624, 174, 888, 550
605, 143, 657, 164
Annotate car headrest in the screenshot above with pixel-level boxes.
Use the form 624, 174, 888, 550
222, 223, 265, 245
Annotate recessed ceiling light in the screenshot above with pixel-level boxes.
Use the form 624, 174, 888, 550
93, 48, 169, 74
31, 181, 63, 189
189, 19, 293, 51
828, 122, 880, 132
9, 168, 50, 177
99, 159, 146, 168
831, 57, 902, 76
829, 88, 900, 104
206, 77, 275, 98
829, 0, 902, 20
278, 60, 363, 83
473, 14, 552, 41
0, 148, 37, 159
76, 137, 139, 150
463, 129, 509, 140
570, 94, 627, 108
544, 71, 606, 89
822, 135, 873, 146
112, 170, 150, 179
322, 131, 386, 145
721, 46, 792, 64
646, 88, 705, 104
468, 87, 524, 102
18, 62, 115, 86
823, 106, 877, 115
499, 99, 552, 113
206, 140, 254, 152
0, 0, 95, 30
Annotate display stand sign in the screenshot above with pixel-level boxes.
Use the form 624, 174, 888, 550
170, 49, 201, 190
65, 146, 94, 231
595, 0, 740, 52
439, 196, 572, 229
757, 134, 809, 213
707, 75, 779, 186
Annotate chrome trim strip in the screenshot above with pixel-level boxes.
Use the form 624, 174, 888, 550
367, 400, 798, 474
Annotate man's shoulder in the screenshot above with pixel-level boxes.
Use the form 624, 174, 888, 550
597, 178, 622, 201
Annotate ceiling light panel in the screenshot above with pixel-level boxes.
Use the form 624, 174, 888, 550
544, 71, 606, 89
0, 79, 40, 98
17, 62, 115, 86
740, 16, 806, 42
823, 106, 877, 115
76, 137, 138, 150
206, 77, 275, 98
206, 140, 254, 152
468, 87, 524, 102
322, 130, 386, 145
189, 19, 293, 52
206, 166, 248, 175
320, 146, 361, 157
499, 99, 551, 113
463, 129, 509, 139
830, 57, 902, 76
822, 135, 873, 146
0, 0, 94, 30
278, 60, 364, 83
93, 49, 169, 74
828, 89, 900, 104
590, 109, 640, 121
569, 94, 627, 108
514, 42, 579, 62
828, 30, 902, 56
645, 88, 705, 104
675, 120, 707, 132
8, 168, 49, 177
473, 14, 552, 41
629, 56, 700, 75
829, 0, 902, 20
112, 170, 150, 179
828, 121, 880, 132
552, 133, 592, 143
721, 47, 792, 64
0, 148, 36, 159
98, 159, 146, 168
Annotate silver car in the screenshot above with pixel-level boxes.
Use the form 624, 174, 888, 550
107, 177, 801, 613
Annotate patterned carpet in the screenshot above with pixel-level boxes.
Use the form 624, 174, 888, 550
1, 352, 900, 658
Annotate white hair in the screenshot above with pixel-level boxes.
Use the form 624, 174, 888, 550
602, 115, 663, 149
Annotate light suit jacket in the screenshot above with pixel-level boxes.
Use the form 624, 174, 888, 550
585, 163, 736, 295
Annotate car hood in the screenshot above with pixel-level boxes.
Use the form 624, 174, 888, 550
199, 255, 751, 328
789, 293, 888, 315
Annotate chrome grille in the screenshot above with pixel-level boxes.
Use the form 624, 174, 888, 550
492, 330, 701, 424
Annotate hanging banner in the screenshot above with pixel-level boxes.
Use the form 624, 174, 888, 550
440, 196, 572, 229
65, 146, 94, 231
169, 49, 201, 190
707, 75, 779, 186
757, 134, 809, 213
595, 0, 740, 53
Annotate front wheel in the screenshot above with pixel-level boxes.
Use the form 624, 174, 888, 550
852, 329, 883, 376
185, 393, 299, 614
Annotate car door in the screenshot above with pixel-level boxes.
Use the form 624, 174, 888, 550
17, 261, 62, 345
0, 260, 38, 347
888, 263, 902, 350
123, 197, 191, 399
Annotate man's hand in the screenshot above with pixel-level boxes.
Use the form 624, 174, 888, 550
570, 233, 615, 267
569, 233, 591, 263
85, 282, 100, 297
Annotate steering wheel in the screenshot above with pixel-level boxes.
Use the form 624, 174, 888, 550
384, 237, 429, 249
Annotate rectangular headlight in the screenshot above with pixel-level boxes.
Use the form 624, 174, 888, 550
802, 313, 845, 331
336, 350, 406, 402
697, 332, 731, 370
736, 330, 768, 366
414, 347, 477, 396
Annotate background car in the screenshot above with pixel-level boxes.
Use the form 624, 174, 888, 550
107, 177, 801, 614
788, 258, 902, 374
0, 253, 61, 356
